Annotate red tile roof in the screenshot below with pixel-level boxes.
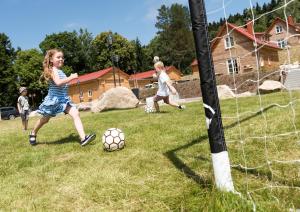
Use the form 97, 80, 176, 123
129, 66, 173, 80
191, 22, 280, 67
265, 17, 300, 33
212, 22, 280, 50
68, 67, 113, 85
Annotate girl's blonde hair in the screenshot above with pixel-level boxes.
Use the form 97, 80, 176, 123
41, 49, 62, 82
153, 56, 164, 69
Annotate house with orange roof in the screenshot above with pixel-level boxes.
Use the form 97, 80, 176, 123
68, 67, 130, 103
265, 15, 300, 49
191, 20, 281, 76
129, 66, 182, 88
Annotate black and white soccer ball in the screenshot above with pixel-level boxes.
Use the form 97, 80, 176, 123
145, 105, 155, 113
102, 128, 125, 151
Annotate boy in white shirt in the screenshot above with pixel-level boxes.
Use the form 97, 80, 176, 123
153, 58, 185, 112
17, 87, 30, 131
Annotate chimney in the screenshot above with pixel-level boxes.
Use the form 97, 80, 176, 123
288, 15, 294, 25
246, 19, 254, 35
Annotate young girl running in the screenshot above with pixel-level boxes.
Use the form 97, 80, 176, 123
153, 57, 185, 112
29, 49, 96, 146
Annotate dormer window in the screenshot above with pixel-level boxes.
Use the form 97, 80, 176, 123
225, 36, 234, 49
275, 25, 283, 34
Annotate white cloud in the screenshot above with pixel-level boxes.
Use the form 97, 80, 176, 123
64, 22, 86, 29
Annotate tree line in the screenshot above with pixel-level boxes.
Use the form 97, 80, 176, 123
1, 0, 299, 107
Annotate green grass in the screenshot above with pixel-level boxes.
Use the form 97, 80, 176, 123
0, 91, 300, 211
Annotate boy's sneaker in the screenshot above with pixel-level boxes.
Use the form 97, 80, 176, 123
80, 134, 96, 146
178, 105, 186, 110
29, 132, 37, 146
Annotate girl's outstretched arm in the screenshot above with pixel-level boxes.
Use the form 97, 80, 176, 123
166, 80, 177, 95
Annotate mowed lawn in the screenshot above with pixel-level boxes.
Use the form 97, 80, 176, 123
0, 91, 300, 211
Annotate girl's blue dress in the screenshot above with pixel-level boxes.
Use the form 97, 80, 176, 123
38, 70, 74, 117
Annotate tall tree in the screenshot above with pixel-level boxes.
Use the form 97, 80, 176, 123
134, 38, 151, 72
0, 33, 17, 107
77, 28, 96, 74
92, 32, 135, 73
13, 49, 46, 106
153, 4, 195, 73
39, 29, 95, 75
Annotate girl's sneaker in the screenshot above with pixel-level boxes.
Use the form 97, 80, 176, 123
29, 132, 37, 145
80, 134, 96, 146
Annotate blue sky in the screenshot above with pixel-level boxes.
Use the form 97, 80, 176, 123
0, 0, 271, 50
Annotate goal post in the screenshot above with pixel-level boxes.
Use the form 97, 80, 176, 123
188, 0, 234, 192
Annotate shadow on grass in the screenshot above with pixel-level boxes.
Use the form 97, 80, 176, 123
164, 135, 212, 188
224, 104, 276, 130
38, 134, 79, 145
164, 104, 278, 188
155, 111, 170, 114
233, 165, 300, 187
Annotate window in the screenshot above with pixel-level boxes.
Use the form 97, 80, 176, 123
224, 36, 234, 49
88, 90, 92, 98
277, 39, 287, 48
227, 58, 239, 74
275, 25, 283, 34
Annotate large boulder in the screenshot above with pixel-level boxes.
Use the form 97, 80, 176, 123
217, 85, 236, 99
258, 80, 284, 94
91, 87, 139, 113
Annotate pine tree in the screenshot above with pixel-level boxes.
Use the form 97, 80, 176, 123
0, 33, 17, 107
152, 4, 195, 73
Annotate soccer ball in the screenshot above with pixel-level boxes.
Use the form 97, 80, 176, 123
102, 128, 125, 151
145, 105, 155, 113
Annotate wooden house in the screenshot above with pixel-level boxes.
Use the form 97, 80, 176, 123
191, 20, 281, 75
68, 67, 130, 103
265, 15, 300, 49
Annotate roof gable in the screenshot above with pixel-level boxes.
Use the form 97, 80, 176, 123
265, 17, 300, 34
191, 22, 280, 67
68, 67, 129, 85
211, 22, 280, 51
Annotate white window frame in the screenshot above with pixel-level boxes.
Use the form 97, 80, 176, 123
277, 39, 287, 48
88, 90, 92, 98
224, 35, 235, 49
226, 58, 239, 74
275, 25, 283, 34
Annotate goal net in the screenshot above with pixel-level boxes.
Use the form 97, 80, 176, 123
206, 0, 300, 210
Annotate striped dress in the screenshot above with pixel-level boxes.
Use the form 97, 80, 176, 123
37, 70, 74, 117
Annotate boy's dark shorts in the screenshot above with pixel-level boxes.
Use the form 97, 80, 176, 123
154, 95, 169, 104
20, 110, 29, 121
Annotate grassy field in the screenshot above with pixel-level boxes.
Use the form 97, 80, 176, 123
0, 91, 300, 211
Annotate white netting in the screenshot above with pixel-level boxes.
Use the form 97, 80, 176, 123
206, 0, 300, 210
